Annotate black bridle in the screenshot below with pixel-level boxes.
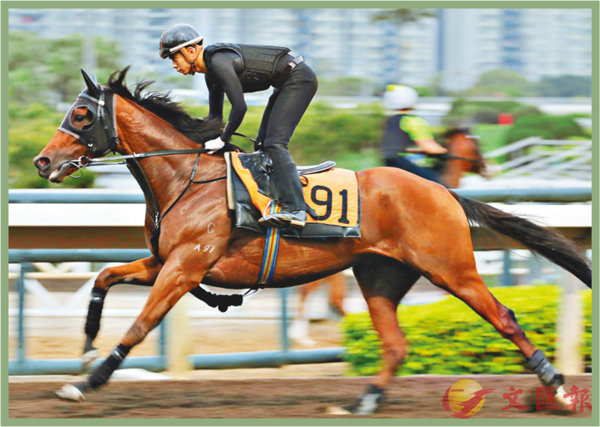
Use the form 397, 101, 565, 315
57, 85, 217, 173
58, 89, 120, 158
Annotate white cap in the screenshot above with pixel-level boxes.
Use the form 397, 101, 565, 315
383, 85, 418, 110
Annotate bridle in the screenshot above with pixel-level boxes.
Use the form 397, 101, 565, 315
58, 89, 120, 159
57, 86, 214, 173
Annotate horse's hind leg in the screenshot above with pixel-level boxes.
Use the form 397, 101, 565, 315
336, 255, 420, 415
289, 280, 321, 346
82, 256, 163, 366
328, 273, 347, 317
418, 245, 567, 403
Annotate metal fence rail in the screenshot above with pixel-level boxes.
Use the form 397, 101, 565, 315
9, 249, 343, 375
9, 187, 593, 204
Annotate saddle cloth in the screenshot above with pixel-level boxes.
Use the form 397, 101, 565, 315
225, 151, 360, 238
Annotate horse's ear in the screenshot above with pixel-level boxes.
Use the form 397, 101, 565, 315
81, 69, 101, 98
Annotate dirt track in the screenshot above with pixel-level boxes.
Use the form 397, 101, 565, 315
8, 374, 593, 419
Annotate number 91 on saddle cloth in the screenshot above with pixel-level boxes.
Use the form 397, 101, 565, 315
225, 151, 360, 239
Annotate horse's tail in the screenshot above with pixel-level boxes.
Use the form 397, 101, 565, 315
451, 192, 591, 288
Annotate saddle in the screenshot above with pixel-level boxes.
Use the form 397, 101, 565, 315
225, 151, 360, 238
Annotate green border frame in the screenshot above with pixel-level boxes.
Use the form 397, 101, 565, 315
1, 1, 598, 426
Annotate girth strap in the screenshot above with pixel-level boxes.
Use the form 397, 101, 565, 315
257, 202, 282, 285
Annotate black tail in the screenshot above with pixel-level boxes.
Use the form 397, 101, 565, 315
452, 192, 591, 288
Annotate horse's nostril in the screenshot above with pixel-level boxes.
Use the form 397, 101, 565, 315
34, 157, 50, 170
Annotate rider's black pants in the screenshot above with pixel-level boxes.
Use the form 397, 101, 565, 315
384, 156, 444, 185
258, 63, 318, 211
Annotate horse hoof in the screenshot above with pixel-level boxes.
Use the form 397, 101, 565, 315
81, 349, 100, 369
56, 384, 86, 402
555, 385, 574, 409
337, 386, 384, 415
326, 406, 352, 415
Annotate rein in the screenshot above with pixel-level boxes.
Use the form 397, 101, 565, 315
72, 147, 213, 169
420, 152, 485, 165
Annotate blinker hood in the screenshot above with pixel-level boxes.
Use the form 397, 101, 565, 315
57, 69, 119, 157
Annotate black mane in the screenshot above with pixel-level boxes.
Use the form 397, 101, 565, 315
107, 66, 243, 151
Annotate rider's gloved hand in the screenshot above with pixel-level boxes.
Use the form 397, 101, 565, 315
204, 137, 226, 154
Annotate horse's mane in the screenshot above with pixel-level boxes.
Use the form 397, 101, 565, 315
107, 66, 245, 151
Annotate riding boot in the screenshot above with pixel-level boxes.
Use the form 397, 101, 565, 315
259, 146, 306, 229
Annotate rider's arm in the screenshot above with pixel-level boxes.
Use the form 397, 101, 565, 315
206, 51, 247, 142
402, 116, 447, 154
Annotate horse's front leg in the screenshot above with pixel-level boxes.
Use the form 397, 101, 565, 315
58, 256, 200, 401
82, 256, 163, 367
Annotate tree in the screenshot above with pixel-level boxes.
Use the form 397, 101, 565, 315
468, 69, 535, 97
537, 75, 591, 97
9, 31, 123, 107
8, 31, 122, 188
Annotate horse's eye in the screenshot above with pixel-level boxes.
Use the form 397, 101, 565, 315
74, 115, 85, 122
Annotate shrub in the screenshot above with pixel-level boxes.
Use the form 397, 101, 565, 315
341, 285, 592, 376
444, 99, 542, 126
505, 114, 587, 143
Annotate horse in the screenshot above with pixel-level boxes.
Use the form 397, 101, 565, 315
289, 272, 348, 347
34, 68, 591, 415
290, 129, 486, 345
436, 127, 487, 188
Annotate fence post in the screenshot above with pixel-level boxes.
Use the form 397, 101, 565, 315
16, 263, 32, 363
501, 250, 514, 286
166, 296, 191, 378
280, 288, 290, 354
556, 269, 584, 374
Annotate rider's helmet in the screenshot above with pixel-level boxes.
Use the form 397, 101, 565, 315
159, 24, 204, 59
383, 85, 418, 110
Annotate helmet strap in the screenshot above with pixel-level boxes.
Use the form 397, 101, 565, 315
180, 46, 201, 75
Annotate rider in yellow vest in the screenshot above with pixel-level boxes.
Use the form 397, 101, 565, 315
160, 24, 317, 229
381, 85, 447, 184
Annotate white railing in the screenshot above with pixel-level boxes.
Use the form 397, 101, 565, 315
484, 137, 592, 181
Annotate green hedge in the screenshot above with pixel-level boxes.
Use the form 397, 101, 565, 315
505, 114, 588, 143
444, 99, 542, 126
341, 285, 592, 376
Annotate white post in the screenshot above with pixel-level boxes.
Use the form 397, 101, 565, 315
167, 294, 192, 378
556, 269, 583, 375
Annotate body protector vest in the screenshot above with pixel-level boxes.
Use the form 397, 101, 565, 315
204, 43, 291, 92
381, 114, 413, 159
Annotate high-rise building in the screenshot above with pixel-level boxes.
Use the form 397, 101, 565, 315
438, 8, 592, 90
9, 7, 592, 92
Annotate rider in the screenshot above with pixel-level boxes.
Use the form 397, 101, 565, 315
381, 85, 447, 184
159, 23, 317, 229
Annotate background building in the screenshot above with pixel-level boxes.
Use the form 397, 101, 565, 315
9, 7, 592, 91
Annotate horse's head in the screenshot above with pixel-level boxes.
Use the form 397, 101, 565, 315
445, 128, 487, 176
34, 69, 119, 183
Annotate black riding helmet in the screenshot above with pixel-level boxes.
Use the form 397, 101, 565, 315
159, 24, 203, 59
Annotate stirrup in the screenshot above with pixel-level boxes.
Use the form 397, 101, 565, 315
259, 210, 306, 229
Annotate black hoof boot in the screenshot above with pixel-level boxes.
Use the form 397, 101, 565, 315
344, 384, 385, 415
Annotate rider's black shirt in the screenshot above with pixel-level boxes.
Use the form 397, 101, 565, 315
203, 43, 292, 142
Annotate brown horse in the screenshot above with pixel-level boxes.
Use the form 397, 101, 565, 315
289, 272, 348, 347
34, 68, 590, 415
406, 127, 487, 188
438, 128, 487, 188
